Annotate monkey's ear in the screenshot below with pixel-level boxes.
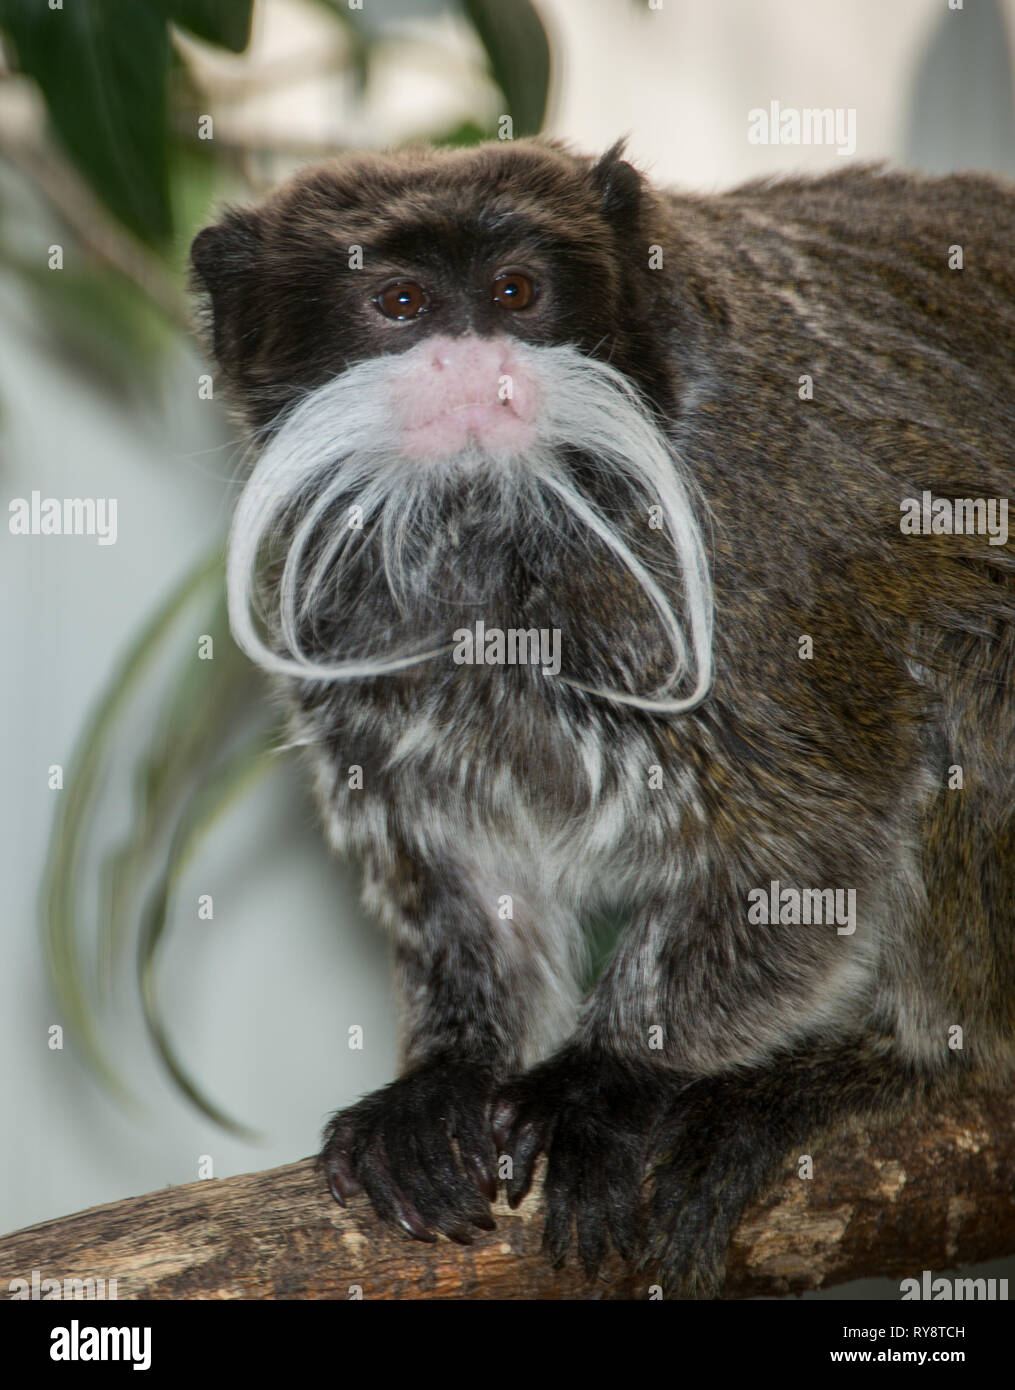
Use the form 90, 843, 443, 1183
590, 139, 644, 229
189, 208, 264, 373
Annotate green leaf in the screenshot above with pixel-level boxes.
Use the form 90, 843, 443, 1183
40, 543, 226, 1106
159, 0, 254, 53
138, 729, 279, 1139
462, 0, 550, 136
582, 906, 629, 991
7, 257, 172, 393
98, 591, 254, 994
0, 0, 172, 241
41, 538, 284, 1132
166, 139, 221, 276
431, 118, 494, 148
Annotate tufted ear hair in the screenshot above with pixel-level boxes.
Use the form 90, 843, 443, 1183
189, 207, 265, 374
590, 138, 645, 230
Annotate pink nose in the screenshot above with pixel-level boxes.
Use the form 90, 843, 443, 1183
428, 336, 510, 377
397, 335, 538, 459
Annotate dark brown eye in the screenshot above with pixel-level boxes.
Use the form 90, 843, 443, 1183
376, 281, 428, 320
491, 271, 536, 309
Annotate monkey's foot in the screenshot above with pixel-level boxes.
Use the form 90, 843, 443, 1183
490, 1045, 663, 1279
319, 1057, 498, 1243
641, 1072, 780, 1298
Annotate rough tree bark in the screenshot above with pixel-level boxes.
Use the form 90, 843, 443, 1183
2, 1092, 1013, 1300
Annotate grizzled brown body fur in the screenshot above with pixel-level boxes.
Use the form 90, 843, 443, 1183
192, 139, 1015, 1294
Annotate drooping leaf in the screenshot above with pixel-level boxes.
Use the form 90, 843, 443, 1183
462, 0, 550, 136
42, 536, 287, 1130
166, 139, 222, 276
7, 256, 172, 394
41, 543, 226, 1105
138, 729, 280, 1138
98, 591, 255, 993
0, 0, 172, 241
159, 0, 254, 53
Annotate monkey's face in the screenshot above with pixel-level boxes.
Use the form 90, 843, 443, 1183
191, 139, 712, 713
190, 139, 660, 428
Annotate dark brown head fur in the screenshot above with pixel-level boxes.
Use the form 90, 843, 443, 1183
191, 138, 683, 431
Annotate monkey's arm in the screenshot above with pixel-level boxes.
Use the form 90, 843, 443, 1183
320, 846, 580, 1242
642, 1035, 931, 1296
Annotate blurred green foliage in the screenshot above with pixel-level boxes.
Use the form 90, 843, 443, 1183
464, 0, 550, 138
0, 0, 546, 245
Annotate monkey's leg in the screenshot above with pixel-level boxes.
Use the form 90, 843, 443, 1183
321, 850, 580, 1243
642, 1035, 932, 1297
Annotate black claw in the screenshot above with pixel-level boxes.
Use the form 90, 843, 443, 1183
384, 1182, 439, 1242
490, 1098, 518, 1150
400, 1220, 438, 1244
323, 1150, 362, 1205
464, 1154, 498, 1203
504, 1117, 547, 1206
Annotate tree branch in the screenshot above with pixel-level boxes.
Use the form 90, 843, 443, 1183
2, 1092, 1013, 1299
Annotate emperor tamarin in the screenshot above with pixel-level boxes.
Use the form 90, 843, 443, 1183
189, 139, 1015, 1295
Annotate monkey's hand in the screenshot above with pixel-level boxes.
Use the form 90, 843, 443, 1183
490, 1045, 664, 1279
319, 1057, 499, 1243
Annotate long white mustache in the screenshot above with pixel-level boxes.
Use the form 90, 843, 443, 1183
227, 339, 714, 714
